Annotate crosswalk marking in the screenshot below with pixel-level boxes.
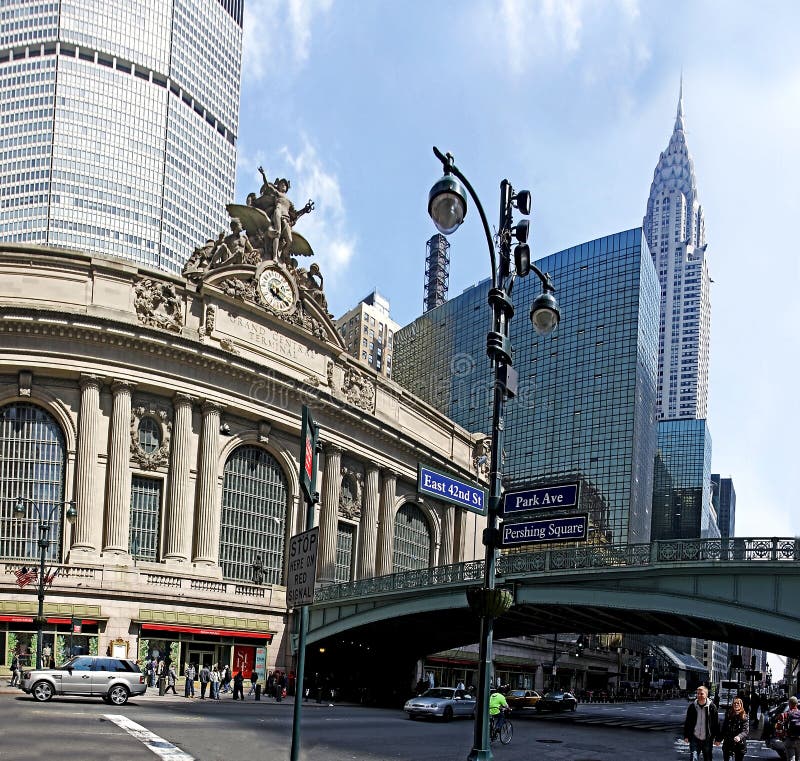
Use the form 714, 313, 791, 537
104, 714, 195, 761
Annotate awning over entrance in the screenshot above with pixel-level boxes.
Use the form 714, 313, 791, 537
658, 645, 708, 673
140, 623, 272, 641
0, 615, 98, 624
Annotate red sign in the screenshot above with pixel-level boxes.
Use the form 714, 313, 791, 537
233, 645, 255, 678
140, 623, 272, 640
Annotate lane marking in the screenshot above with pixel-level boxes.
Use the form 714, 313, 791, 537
104, 714, 195, 761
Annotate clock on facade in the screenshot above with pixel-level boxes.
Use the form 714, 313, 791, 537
257, 265, 296, 313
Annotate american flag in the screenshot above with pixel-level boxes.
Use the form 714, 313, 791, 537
14, 567, 38, 588
44, 567, 60, 587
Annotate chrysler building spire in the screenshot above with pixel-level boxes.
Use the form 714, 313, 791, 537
643, 82, 711, 421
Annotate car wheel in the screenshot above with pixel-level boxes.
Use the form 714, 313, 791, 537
108, 685, 130, 706
571, 703, 577, 712
443, 706, 454, 722
32, 681, 54, 702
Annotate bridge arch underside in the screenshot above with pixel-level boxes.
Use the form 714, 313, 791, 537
308, 565, 800, 659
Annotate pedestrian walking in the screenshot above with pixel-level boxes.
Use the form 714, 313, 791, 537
221, 664, 232, 693
9, 653, 20, 687
210, 664, 221, 699
683, 685, 720, 761
718, 696, 749, 761
782, 696, 800, 761
157, 658, 166, 696
184, 663, 196, 698
146, 658, 156, 687
232, 669, 244, 700
199, 664, 210, 699
165, 663, 178, 695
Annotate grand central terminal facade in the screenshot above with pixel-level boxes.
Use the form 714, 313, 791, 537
0, 232, 484, 680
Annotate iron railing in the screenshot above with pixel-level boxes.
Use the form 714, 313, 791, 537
313, 537, 800, 605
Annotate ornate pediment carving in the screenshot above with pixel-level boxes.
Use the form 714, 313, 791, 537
340, 366, 376, 414
134, 279, 184, 334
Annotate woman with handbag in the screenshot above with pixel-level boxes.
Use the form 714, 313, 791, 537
718, 697, 749, 761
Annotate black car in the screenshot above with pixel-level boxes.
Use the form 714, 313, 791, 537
535, 690, 578, 712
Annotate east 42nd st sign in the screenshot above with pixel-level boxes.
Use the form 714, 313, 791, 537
417, 464, 487, 516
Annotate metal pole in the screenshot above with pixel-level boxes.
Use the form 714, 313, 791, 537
36, 512, 48, 670
290, 491, 318, 761
468, 181, 513, 761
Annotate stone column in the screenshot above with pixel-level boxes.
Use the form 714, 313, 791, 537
72, 375, 102, 554
316, 445, 342, 584
453, 507, 467, 564
164, 393, 194, 562
356, 464, 380, 579
438, 503, 455, 566
375, 469, 397, 577
103, 381, 134, 555
193, 401, 221, 565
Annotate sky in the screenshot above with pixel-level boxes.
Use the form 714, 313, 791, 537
233, 0, 800, 547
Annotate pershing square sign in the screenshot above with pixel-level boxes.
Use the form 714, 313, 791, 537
500, 515, 588, 547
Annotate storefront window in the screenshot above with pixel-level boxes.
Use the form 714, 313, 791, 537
0, 403, 67, 561
219, 445, 288, 583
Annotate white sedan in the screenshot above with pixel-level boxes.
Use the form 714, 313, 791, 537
404, 687, 476, 721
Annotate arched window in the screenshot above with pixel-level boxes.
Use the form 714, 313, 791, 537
392, 503, 431, 572
0, 403, 67, 561
219, 445, 288, 584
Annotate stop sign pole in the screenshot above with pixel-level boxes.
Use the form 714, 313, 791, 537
290, 406, 320, 761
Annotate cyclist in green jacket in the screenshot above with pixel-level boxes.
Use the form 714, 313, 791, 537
489, 690, 509, 736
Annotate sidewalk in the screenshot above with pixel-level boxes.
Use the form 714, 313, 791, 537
0, 681, 344, 707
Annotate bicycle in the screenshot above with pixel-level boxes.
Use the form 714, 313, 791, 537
490, 709, 513, 745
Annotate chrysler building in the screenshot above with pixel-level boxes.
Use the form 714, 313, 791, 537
643, 84, 711, 420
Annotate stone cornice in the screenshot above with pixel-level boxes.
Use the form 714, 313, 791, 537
0, 307, 479, 483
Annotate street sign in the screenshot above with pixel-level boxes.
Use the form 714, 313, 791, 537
286, 527, 319, 609
417, 464, 487, 515
502, 482, 580, 515
299, 406, 319, 503
500, 515, 588, 547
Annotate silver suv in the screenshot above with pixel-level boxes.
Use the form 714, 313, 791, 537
21, 655, 146, 705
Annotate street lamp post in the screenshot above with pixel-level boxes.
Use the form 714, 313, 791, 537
13, 496, 77, 669
428, 147, 560, 761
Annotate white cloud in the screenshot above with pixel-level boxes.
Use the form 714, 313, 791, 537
477, 0, 643, 79
237, 140, 355, 287
242, 0, 334, 81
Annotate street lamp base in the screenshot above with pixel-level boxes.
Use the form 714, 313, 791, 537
467, 748, 493, 761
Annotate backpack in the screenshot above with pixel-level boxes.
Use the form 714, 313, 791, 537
786, 709, 800, 739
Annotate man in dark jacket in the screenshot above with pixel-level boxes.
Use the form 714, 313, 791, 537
684, 686, 721, 761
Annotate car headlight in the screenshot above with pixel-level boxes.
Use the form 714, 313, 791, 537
430, 703, 438, 709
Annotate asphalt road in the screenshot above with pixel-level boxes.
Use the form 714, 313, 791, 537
0, 691, 782, 761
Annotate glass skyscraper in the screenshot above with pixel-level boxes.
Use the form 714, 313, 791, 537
651, 419, 718, 540
394, 229, 660, 545
0, 0, 242, 273
711, 473, 736, 539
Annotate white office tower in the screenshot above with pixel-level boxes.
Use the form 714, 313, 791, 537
0, 0, 243, 274
643, 84, 711, 420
